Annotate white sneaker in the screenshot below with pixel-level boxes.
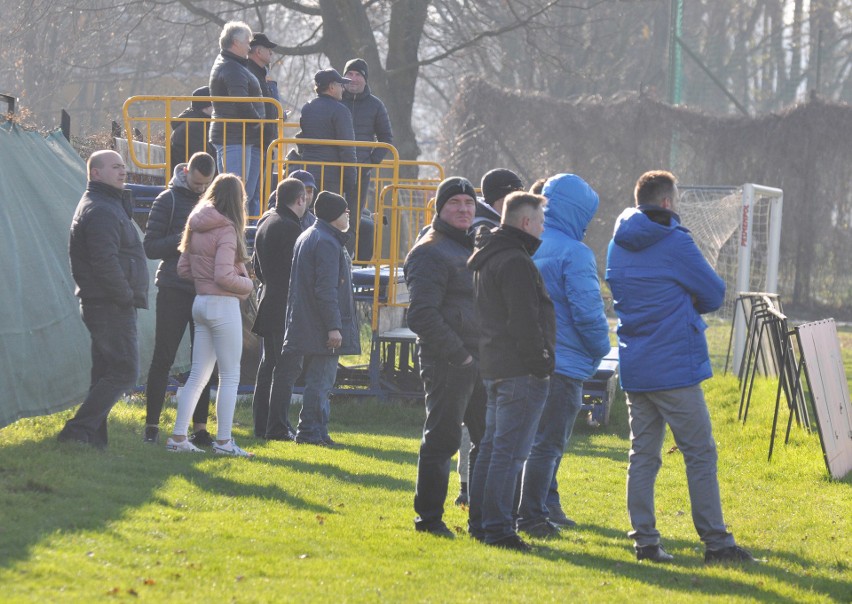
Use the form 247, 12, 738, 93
165, 436, 205, 453
212, 439, 254, 458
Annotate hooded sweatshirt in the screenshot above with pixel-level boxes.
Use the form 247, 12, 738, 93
605, 205, 725, 392
534, 174, 611, 380
177, 204, 253, 299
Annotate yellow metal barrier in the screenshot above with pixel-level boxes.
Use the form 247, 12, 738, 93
122, 94, 292, 219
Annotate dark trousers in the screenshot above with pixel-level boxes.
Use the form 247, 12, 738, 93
145, 287, 211, 426
414, 353, 485, 529
253, 332, 294, 438
266, 346, 304, 438
59, 302, 139, 448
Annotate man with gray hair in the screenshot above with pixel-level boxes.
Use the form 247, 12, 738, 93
209, 21, 265, 219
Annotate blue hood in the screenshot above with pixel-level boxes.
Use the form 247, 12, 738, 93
542, 174, 599, 241
612, 205, 689, 251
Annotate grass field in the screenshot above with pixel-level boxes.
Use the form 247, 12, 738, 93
0, 324, 850, 602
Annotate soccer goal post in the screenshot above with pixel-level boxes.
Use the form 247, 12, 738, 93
677, 184, 783, 370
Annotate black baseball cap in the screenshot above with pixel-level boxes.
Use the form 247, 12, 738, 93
250, 33, 278, 49
315, 68, 351, 88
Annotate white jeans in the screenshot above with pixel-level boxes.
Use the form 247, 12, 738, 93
174, 295, 243, 440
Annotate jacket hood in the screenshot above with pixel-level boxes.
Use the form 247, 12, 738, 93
612, 205, 688, 251
170, 163, 189, 189
542, 173, 599, 241
188, 203, 234, 233
468, 225, 540, 271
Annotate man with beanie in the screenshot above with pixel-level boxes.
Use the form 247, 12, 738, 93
295, 69, 358, 209
142, 152, 217, 446
342, 58, 393, 260
247, 33, 283, 154
606, 170, 754, 564
404, 176, 486, 538
467, 191, 555, 551
515, 174, 611, 539
251, 178, 309, 440
208, 21, 265, 218
471, 168, 525, 231
268, 191, 360, 447
170, 87, 215, 174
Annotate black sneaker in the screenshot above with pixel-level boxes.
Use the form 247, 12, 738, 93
518, 519, 561, 539
415, 521, 455, 539
322, 436, 344, 449
636, 544, 674, 563
189, 429, 215, 447
489, 534, 532, 552
143, 426, 159, 444
705, 545, 756, 564
548, 504, 577, 528
266, 432, 296, 442
296, 437, 328, 447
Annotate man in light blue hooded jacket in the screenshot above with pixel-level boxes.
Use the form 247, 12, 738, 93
516, 174, 611, 538
605, 170, 754, 565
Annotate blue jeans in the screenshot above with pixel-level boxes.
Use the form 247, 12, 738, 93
213, 143, 261, 218
414, 355, 484, 530
517, 374, 583, 527
626, 385, 736, 550
58, 302, 138, 448
296, 354, 340, 442
469, 374, 550, 543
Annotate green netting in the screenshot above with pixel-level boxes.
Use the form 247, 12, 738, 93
0, 122, 188, 429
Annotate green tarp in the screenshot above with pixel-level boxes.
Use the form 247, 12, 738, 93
0, 122, 188, 429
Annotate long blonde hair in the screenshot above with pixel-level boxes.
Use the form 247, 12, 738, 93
179, 173, 249, 262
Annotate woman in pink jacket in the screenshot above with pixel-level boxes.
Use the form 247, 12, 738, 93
166, 173, 255, 456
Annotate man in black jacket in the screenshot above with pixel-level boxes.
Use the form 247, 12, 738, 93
251, 178, 308, 440
142, 152, 216, 445
59, 150, 150, 449
295, 69, 357, 207
341, 58, 393, 259
404, 177, 486, 538
467, 192, 555, 551
209, 21, 264, 219
169, 86, 214, 174
247, 33, 283, 156
269, 192, 360, 447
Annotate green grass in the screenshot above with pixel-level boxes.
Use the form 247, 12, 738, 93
1, 329, 851, 602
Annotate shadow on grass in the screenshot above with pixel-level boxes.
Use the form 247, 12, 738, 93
558, 522, 852, 602
262, 456, 413, 493
0, 414, 329, 570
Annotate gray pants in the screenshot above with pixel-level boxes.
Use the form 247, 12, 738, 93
626, 385, 736, 551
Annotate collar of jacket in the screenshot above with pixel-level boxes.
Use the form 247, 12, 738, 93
275, 202, 302, 223
431, 216, 474, 250
636, 204, 682, 227
87, 181, 133, 218
316, 217, 351, 246
342, 83, 372, 102
246, 59, 267, 79
221, 49, 249, 65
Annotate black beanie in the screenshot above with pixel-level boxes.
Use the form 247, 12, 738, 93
191, 86, 212, 111
314, 191, 349, 222
481, 168, 523, 207
343, 58, 369, 80
435, 177, 476, 215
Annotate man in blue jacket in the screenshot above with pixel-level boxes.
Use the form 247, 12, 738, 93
606, 170, 754, 564
60, 150, 149, 449
516, 174, 611, 538
268, 191, 360, 447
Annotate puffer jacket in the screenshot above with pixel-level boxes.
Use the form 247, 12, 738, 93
208, 49, 264, 146
282, 220, 360, 356
69, 181, 149, 308
404, 216, 480, 364
341, 83, 393, 164
605, 205, 725, 392
535, 174, 611, 380
144, 164, 202, 295
468, 225, 555, 380
297, 94, 357, 165
177, 204, 253, 300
